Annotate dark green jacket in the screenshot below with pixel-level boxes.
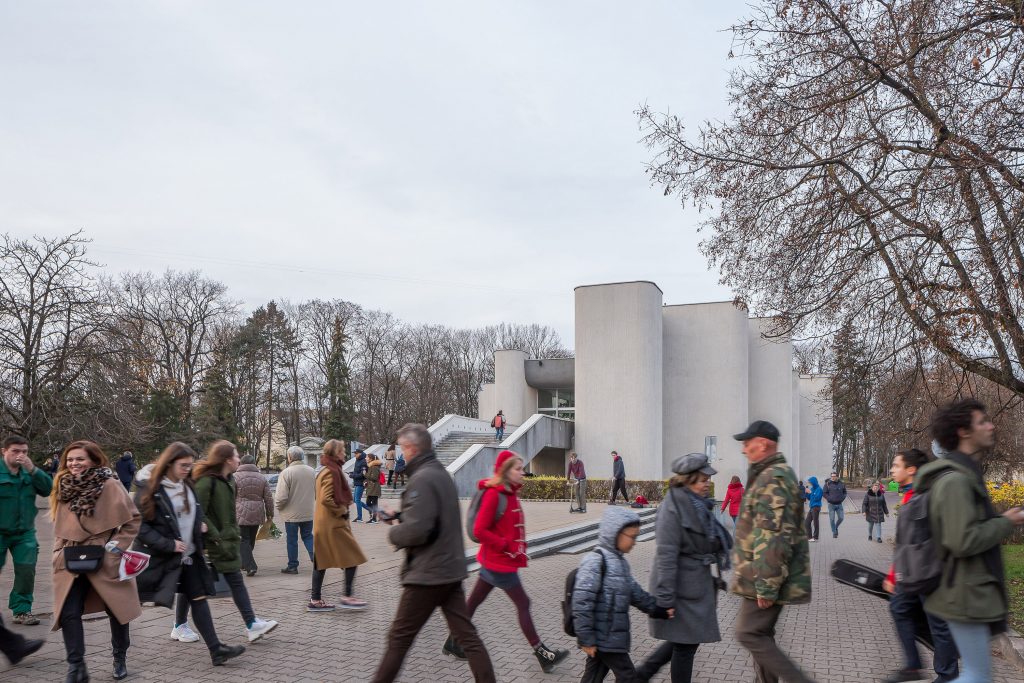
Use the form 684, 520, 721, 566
0, 465, 53, 534
193, 474, 242, 573
917, 454, 1013, 624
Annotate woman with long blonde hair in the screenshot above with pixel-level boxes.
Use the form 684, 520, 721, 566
50, 440, 142, 682
308, 439, 368, 612
444, 450, 568, 673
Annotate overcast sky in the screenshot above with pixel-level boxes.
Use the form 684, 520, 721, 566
1, 1, 742, 345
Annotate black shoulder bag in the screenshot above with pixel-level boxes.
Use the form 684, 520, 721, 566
64, 531, 115, 574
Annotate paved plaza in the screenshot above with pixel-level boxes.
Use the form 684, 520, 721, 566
2, 497, 1021, 682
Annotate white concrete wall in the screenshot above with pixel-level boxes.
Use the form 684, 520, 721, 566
790, 370, 802, 475
477, 383, 497, 421
493, 349, 537, 427
574, 282, 663, 480
747, 319, 796, 456
799, 375, 834, 480
662, 302, 749, 490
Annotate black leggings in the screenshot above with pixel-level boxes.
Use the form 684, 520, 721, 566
175, 570, 255, 627
805, 506, 820, 540
312, 565, 357, 601
60, 575, 130, 665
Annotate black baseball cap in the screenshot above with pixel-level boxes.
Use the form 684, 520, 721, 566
733, 420, 780, 443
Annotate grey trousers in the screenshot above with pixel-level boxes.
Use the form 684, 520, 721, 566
734, 598, 815, 683
574, 480, 587, 510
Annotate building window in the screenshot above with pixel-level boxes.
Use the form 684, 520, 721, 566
538, 389, 574, 421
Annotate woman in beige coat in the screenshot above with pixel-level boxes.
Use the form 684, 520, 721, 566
307, 439, 368, 612
50, 440, 142, 683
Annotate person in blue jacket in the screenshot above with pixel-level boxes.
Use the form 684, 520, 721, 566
804, 476, 823, 542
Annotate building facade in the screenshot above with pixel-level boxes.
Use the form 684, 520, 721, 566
478, 281, 833, 491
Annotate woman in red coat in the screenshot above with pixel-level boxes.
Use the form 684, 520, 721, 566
721, 475, 744, 524
443, 450, 568, 674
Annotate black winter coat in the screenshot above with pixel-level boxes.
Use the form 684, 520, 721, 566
862, 489, 889, 524
133, 485, 215, 607
352, 456, 367, 486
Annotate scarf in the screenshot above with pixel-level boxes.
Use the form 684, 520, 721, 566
59, 466, 115, 517
684, 488, 734, 570
322, 458, 353, 507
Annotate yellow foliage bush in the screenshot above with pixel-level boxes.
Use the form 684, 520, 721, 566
989, 482, 1024, 511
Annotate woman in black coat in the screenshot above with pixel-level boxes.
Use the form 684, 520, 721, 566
862, 481, 889, 543
133, 443, 245, 666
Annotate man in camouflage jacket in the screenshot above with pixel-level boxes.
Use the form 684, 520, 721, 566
731, 421, 815, 683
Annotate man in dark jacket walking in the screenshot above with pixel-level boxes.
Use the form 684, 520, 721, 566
608, 451, 628, 505
822, 471, 847, 538
371, 424, 495, 683
351, 449, 368, 522
115, 451, 136, 490
917, 400, 1024, 683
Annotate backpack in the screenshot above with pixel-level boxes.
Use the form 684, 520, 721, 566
562, 550, 607, 637
491, 414, 503, 428
465, 487, 508, 543
893, 471, 953, 596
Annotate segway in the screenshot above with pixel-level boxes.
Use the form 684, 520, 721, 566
830, 559, 934, 650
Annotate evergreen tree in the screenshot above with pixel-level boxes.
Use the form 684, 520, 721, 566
324, 316, 357, 443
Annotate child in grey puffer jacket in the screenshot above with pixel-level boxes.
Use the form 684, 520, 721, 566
572, 506, 670, 682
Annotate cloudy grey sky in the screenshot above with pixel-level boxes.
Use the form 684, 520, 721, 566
1, 1, 742, 345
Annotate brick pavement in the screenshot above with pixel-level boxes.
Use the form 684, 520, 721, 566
2, 500, 1021, 682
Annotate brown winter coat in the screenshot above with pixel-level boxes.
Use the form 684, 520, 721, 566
364, 458, 383, 497
51, 478, 144, 631
313, 469, 367, 570
234, 463, 273, 527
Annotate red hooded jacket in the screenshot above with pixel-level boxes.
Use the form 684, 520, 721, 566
721, 480, 744, 517
474, 450, 528, 572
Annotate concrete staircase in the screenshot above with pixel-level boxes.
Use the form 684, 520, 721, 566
379, 430, 509, 500
465, 507, 658, 572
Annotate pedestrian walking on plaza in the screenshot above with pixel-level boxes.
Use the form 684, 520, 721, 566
308, 439, 368, 612
351, 448, 368, 522
720, 474, 743, 526
444, 450, 569, 672
608, 451, 628, 504
233, 454, 273, 577
636, 453, 729, 683
572, 506, 672, 682
134, 442, 245, 666
46, 453, 61, 475
916, 400, 1024, 683
371, 423, 495, 683
823, 471, 847, 538
492, 410, 506, 441
275, 445, 316, 573
393, 450, 407, 489
364, 452, 383, 523
51, 440, 143, 682
731, 420, 815, 683
0, 610, 44, 666
0, 435, 53, 626
185, 441, 278, 642
804, 476, 823, 542
882, 448, 959, 683
385, 443, 397, 487
862, 481, 888, 543
568, 451, 588, 513
115, 451, 136, 490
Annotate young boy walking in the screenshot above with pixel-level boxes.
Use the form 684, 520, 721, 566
571, 506, 671, 682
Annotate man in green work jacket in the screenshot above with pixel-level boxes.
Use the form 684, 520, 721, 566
0, 435, 53, 626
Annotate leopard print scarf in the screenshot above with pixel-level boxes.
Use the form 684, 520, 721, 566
59, 467, 115, 516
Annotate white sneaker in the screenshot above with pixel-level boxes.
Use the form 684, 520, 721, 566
246, 617, 279, 642
170, 623, 200, 643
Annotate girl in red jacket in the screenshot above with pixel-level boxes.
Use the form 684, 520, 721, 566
443, 450, 568, 673
721, 475, 744, 525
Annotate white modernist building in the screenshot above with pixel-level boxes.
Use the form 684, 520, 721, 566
478, 281, 833, 492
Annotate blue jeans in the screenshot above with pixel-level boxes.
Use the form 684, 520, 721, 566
889, 589, 958, 679
868, 522, 883, 540
827, 502, 844, 536
495, 428, 504, 441
353, 485, 365, 520
945, 620, 992, 683
285, 521, 314, 569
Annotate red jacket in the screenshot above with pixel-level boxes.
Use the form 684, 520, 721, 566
721, 481, 744, 517
886, 487, 915, 585
474, 480, 527, 572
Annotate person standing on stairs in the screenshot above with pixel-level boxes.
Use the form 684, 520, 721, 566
444, 450, 569, 673
492, 410, 506, 442
393, 451, 407, 490
384, 443, 397, 487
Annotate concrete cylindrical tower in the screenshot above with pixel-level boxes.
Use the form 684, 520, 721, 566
747, 318, 795, 458
492, 350, 537, 427
574, 281, 663, 480
477, 383, 497, 421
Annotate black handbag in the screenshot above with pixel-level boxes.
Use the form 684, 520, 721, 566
63, 545, 105, 574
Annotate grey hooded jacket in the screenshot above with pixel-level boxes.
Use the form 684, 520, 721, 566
571, 506, 658, 653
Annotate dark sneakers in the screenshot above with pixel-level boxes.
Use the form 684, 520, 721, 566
442, 634, 466, 660
211, 644, 245, 666
883, 670, 925, 682
533, 643, 569, 673
280, 567, 298, 574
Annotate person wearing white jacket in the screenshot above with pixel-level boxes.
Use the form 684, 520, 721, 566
274, 447, 316, 574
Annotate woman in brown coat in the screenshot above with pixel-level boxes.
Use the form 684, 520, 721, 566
50, 440, 142, 683
307, 439, 368, 612
364, 454, 383, 523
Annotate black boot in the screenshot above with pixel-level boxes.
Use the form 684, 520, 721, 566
6, 637, 44, 665
112, 656, 127, 680
65, 661, 90, 683
210, 643, 246, 666
442, 634, 466, 660
533, 643, 569, 673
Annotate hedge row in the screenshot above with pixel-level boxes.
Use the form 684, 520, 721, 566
518, 476, 717, 502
